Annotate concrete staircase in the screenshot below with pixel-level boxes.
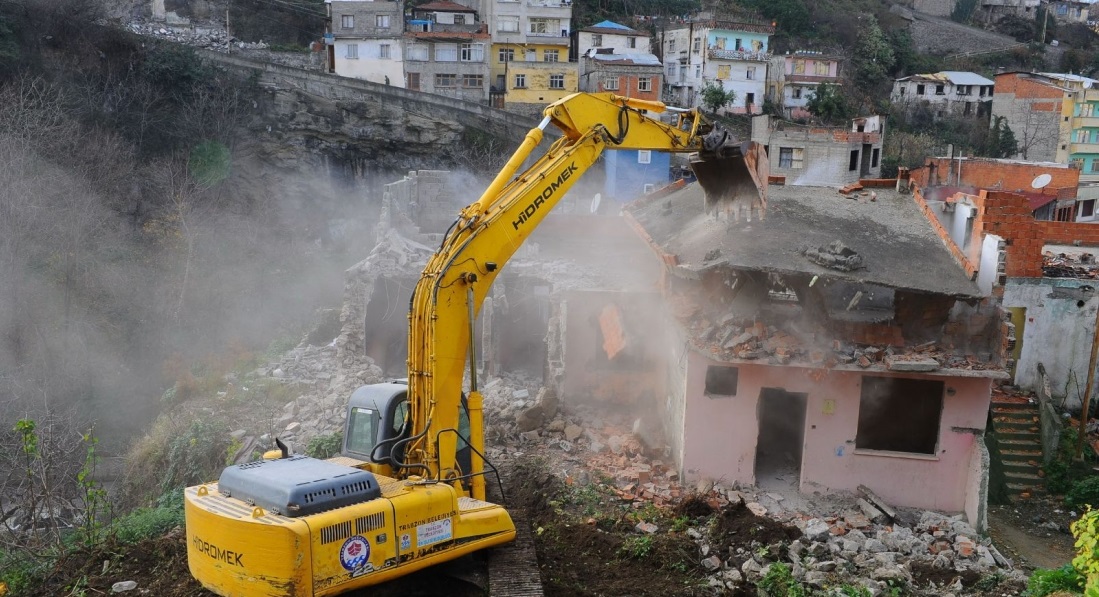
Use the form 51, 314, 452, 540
991, 396, 1046, 498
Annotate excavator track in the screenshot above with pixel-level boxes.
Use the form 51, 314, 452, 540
487, 460, 543, 597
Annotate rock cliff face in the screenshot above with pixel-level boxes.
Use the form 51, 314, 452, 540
251, 84, 469, 177
201, 51, 544, 191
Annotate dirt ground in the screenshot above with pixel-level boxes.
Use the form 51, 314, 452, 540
508, 457, 712, 597
987, 496, 1079, 571
21, 459, 1071, 597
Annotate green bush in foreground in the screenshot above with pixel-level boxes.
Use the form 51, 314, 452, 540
1025, 564, 1084, 596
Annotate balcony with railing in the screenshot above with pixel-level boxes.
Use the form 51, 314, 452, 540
1075, 116, 1099, 128
406, 20, 485, 34
1073, 141, 1099, 154
707, 46, 771, 62
525, 29, 571, 45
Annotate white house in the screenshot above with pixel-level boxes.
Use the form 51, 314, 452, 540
577, 20, 649, 56
891, 71, 995, 119
662, 11, 773, 114
325, 0, 406, 86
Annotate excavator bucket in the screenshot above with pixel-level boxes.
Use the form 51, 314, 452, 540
690, 128, 768, 222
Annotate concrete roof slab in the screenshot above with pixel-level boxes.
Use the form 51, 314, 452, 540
627, 183, 982, 298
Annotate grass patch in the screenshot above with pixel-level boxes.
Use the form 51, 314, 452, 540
1025, 564, 1084, 596
112, 491, 186, 545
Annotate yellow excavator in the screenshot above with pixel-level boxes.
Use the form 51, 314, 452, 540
183, 92, 762, 597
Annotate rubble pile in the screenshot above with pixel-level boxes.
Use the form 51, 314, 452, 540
1043, 251, 1099, 279
677, 309, 988, 372
801, 241, 865, 272
475, 373, 1022, 593
126, 20, 324, 70
717, 509, 1022, 593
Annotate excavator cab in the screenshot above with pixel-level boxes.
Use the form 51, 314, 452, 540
344, 383, 472, 482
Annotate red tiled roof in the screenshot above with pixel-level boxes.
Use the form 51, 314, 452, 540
1021, 191, 1058, 211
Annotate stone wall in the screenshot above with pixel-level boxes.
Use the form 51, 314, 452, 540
198, 49, 555, 150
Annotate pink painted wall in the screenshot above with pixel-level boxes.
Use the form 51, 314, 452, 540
681, 351, 992, 515
784, 56, 840, 78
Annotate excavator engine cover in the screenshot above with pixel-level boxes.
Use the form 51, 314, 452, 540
217, 455, 381, 517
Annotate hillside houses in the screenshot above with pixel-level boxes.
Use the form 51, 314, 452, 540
661, 11, 774, 114
891, 71, 995, 120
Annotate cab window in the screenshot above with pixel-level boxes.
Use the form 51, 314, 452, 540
346, 407, 377, 455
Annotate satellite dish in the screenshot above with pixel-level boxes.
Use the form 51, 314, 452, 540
590, 193, 602, 214
1032, 173, 1053, 189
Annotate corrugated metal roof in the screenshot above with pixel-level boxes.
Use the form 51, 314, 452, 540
1040, 72, 1099, 88
940, 71, 994, 86
590, 20, 633, 31
895, 71, 993, 86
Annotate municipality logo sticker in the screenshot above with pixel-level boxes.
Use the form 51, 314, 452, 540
340, 535, 371, 571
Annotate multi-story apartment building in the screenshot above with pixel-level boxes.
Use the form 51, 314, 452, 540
766, 51, 842, 119
576, 20, 648, 55
403, 0, 490, 101
991, 72, 1099, 183
325, 0, 405, 85
661, 11, 773, 114
482, 0, 575, 114
891, 71, 995, 120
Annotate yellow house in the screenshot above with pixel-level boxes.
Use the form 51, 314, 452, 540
492, 42, 577, 114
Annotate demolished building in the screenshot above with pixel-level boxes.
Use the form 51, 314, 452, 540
623, 180, 1010, 530
909, 158, 1099, 414
337, 166, 1018, 531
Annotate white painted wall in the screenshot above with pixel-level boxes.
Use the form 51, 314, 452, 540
577, 31, 648, 55
976, 234, 1002, 296
333, 39, 406, 86
1003, 278, 1099, 409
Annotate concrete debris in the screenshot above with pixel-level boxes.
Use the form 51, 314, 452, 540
675, 296, 991, 372
126, 19, 324, 70
801, 241, 864, 272
1044, 251, 1099, 279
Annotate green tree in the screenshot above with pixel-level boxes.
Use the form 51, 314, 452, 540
951, 0, 978, 23
738, 0, 811, 38
805, 82, 851, 124
1061, 49, 1090, 75
0, 15, 19, 74
985, 116, 1018, 158
699, 81, 736, 114
852, 19, 895, 88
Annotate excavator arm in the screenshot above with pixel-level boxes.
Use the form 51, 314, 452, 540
401, 92, 755, 499
182, 92, 762, 597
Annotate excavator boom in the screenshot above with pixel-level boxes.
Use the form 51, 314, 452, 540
183, 92, 763, 597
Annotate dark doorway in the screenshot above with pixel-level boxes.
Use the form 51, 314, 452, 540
860, 143, 872, 176
754, 388, 807, 480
